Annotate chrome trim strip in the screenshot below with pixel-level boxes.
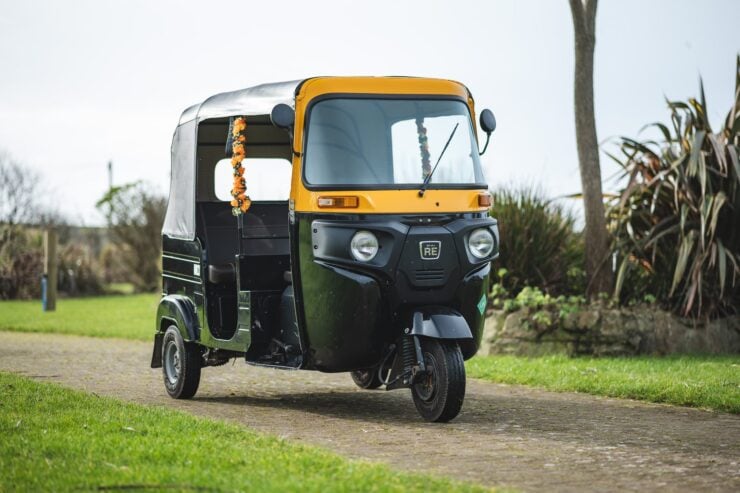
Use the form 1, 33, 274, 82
162, 253, 200, 264
162, 272, 202, 285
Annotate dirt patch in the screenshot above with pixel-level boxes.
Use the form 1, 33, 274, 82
1, 331, 738, 492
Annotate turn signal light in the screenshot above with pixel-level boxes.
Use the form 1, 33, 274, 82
317, 196, 359, 208
478, 193, 492, 207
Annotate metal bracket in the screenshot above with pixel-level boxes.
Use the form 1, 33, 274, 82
413, 335, 426, 372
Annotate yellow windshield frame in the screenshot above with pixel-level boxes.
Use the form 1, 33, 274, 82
290, 77, 488, 214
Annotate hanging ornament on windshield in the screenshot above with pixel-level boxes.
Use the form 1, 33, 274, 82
229, 116, 251, 215
415, 118, 431, 181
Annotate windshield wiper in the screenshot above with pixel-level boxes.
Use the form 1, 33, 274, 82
418, 122, 459, 197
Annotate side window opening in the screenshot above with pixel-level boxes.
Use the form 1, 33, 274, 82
214, 158, 291, 202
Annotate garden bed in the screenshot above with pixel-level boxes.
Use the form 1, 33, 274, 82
480, 305, 740, 357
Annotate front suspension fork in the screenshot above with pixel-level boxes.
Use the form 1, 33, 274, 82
385, 331, 428, 390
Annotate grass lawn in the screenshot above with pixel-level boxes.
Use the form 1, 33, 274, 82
0, 372, 487, 493
468, 354, 740, 414
105, 282, 136, 295
0, 294, 158, 340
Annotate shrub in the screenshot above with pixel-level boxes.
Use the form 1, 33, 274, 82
0, 226, 43, 300
490, 284, 586, 333
489, 185, 585, 296
608, 57, 740, 318
0, 227, 107, 299
99, 243, 130, 285
57, 243, 105, 296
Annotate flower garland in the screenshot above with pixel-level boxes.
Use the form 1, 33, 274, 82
415, 117, 431, 180
229, 116, 251, 215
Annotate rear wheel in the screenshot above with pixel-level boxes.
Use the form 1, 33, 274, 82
351, 366, 388, 390
411, 339, 465, 422
162, 325, 201, 399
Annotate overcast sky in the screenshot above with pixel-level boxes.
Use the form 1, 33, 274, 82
0, 0, 738, 225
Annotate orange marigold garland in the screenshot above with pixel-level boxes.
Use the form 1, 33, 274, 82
229, 116, 251, 215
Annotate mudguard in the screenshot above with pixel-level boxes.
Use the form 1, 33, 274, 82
385, 307, 474, 390
409, 308, 473, 340
151, 295, 200, 368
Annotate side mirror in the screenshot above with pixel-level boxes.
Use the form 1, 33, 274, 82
478, 109, 496, 155
271, 103, 295, 130
479, 109, 496, 134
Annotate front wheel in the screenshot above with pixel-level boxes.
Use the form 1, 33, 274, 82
411, 339, 466, 422
162, 325, 201, 399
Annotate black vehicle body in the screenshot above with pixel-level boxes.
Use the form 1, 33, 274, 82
152, 77, 499, 422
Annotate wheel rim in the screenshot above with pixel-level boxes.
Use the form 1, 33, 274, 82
164, 340, 181, 386
414, 352, 438, 402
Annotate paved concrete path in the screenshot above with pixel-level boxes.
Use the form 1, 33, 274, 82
1, 331, 738, 492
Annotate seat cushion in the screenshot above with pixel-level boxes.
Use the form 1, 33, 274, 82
208, 263, 235, 284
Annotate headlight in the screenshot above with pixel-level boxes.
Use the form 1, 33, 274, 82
468, 228, 494, 259
350, 230, 379, 262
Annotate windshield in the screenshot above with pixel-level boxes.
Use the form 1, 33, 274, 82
303, 98, 485, 188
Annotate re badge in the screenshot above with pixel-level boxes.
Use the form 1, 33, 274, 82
419, 241, 441, 260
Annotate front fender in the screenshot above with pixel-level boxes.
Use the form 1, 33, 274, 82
409, 308, 473, 340
151, 295, 200, 368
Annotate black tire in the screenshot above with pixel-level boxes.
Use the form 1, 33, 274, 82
351, 367, 387, 390
411, 339, 466, 422
162, 325, 201, 399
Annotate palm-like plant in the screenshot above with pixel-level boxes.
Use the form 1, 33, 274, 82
608, 57, 740, 318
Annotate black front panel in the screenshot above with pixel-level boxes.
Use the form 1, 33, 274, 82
399, 226, 458, 288
295, 216, 386, 371
293, 212, 497, 369
455, 263, 490, 359
394, 225, 462, 303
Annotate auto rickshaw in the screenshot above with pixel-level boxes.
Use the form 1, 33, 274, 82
151, 76, 499, 422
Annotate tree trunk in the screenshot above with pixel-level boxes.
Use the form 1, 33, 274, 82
569, 0, 613, 297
